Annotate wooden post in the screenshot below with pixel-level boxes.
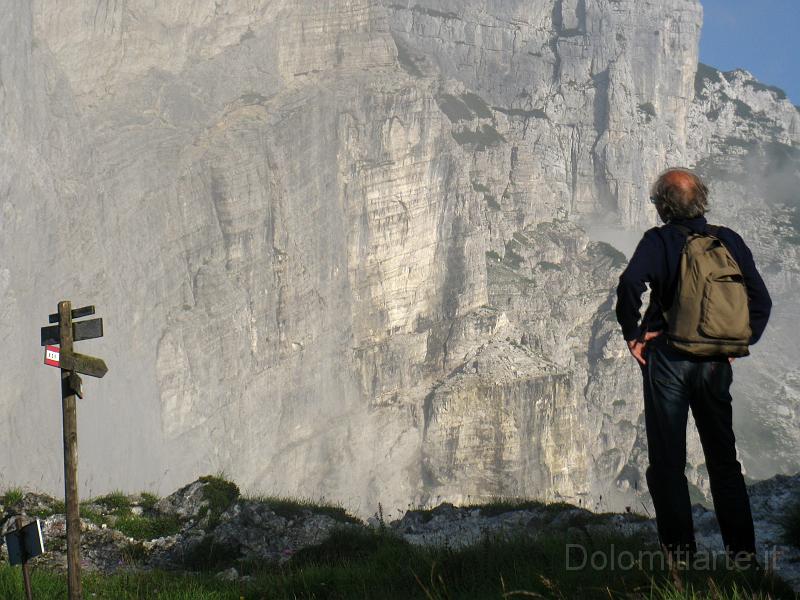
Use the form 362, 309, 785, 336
15, 516, 33, 600
41, 300, 106, 598
58, 300, 82, 600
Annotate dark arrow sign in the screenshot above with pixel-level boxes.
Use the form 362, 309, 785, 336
5, 519, 45, 566
60, 352, 108, 379
40, 318, 103, 346
48, 305, 95, 324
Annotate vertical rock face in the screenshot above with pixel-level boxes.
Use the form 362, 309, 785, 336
385, 0, 702, 228
0, 0, 796, 518
421, 221, 645, 508
688, 65, 800, 481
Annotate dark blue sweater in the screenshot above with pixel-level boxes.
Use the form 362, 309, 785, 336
615, 216, 772, 344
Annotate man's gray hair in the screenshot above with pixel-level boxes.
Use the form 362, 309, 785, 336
650, 168, 709, 221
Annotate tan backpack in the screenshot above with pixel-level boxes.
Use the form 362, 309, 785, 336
664, 225, 751, 357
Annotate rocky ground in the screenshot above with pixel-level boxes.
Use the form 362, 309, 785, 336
1, 473, 798, 591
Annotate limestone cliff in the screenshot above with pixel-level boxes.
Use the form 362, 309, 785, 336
688, 64, 800, 480
0, 0, 796, 518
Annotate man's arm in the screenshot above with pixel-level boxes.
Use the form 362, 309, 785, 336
729, 232, 772, 344
615, 231, 663, 342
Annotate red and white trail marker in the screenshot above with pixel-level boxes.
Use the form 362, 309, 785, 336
44, 345, 60, 368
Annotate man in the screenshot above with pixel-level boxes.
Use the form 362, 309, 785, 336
615, 168, 772, 562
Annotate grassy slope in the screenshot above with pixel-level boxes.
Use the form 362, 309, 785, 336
2, 483, 797, 599
0, 527, 795, 599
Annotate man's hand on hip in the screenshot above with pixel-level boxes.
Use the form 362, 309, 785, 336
627, 331, 663, 366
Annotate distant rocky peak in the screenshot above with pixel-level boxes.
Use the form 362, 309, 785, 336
692, 63, 799, 149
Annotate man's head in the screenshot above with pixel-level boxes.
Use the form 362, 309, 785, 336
650, 168, 709, 223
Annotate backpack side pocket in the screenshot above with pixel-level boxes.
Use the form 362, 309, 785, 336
699, 267, 751, 340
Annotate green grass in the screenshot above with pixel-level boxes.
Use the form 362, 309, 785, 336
199, 476, 240, 514
79, 505, 107, 526
75, 492, 135, 527
30, 500, 65, 519
244, 494, 361, 525
649, 579, 792, 600
115, 513, 183, 540
39, 493, 180, 539
427, 497, 550, 519
94, 490, 132, 513
197, 476, 240, 528
408, 497, 628, 523
181, 534, 242, 572
289, 527, 407, 568
1, 484, 794, 598
1, 487, 24, 506
0, 567, 240, 600
0, 526, 794, 599
139, 492, 159, 511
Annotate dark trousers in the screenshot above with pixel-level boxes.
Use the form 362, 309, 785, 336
641, 336, 756, 555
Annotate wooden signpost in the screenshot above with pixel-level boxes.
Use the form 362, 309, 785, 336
40, 301, 108, 600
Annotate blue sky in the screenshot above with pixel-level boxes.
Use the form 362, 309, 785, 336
700, 0, 799, 105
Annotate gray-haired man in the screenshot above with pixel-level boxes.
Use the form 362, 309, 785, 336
615, 168, 772, 561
